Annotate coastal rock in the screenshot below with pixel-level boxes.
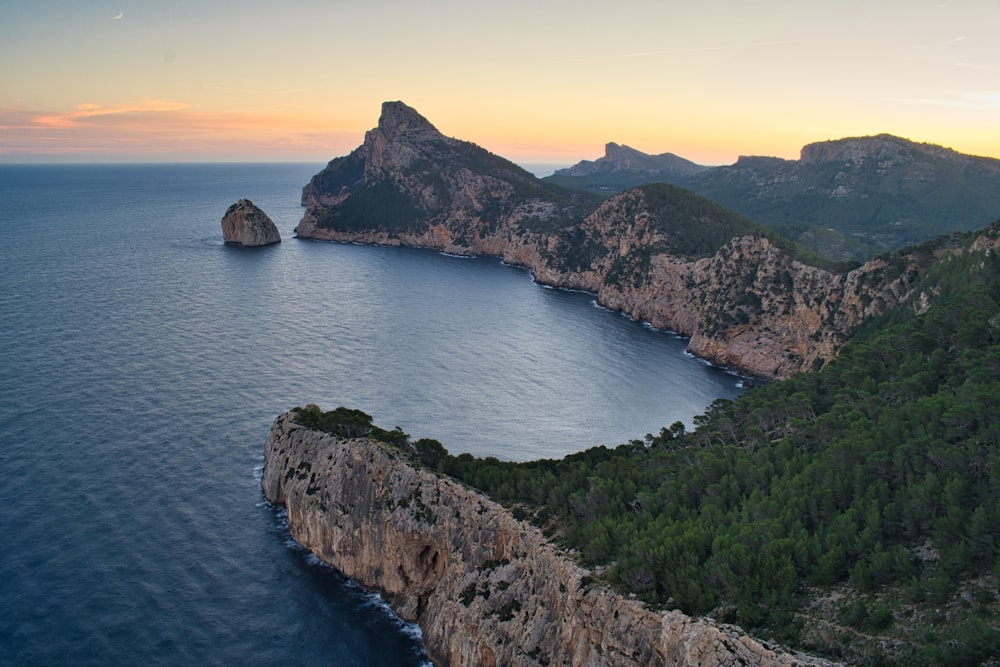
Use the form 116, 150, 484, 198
221, 198, 281, 246
295, 101, 595, 248
261, 412, 833, 667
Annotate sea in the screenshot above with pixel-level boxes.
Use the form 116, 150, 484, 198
0, 163, 744, 666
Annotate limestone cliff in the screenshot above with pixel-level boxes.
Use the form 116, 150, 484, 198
296, 101, 595, 256
262, 412, 833, 667
221, 198, 281, 246
295, 105, 942, 379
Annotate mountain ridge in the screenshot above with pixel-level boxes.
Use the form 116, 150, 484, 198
295, 102, 938, 379
546, 134, 1000, 258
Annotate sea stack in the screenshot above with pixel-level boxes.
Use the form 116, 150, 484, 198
221, 198, 281, 246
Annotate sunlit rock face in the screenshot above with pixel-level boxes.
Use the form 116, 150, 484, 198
221, 198, 280, 246
261, 412, 832, 667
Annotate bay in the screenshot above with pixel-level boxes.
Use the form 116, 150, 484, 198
0, 163, 742, 665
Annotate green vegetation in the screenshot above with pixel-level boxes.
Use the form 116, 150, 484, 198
635, 183, 859, 272
291, 223, 1000, 665
546, 138, 1000, 262
637, 183, 765, 258
291, 404, 447, 468
315, 180, 424, 233
420, 137, 602, 233
688, 149, 1000, 260
544, 170, 677, 194
445, 225, 1000, 664
546, 183, 856, 280
313, 135, 601, 235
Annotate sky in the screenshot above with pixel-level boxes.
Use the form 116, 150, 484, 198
2, 0, 999, 167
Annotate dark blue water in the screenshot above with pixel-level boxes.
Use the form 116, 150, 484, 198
0, 164, 743, 665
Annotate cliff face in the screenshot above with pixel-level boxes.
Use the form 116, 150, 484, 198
221, 198, 281, 246
262, 412, 831, 667
296, 106, 936, 378
585, 236, 925, 379
296, 101, 594, 254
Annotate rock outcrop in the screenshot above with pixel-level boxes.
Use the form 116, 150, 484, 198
221, 198, 281, 246
296, 101, 595, 255
262, 412, 833, 667
295, 102, 943, 379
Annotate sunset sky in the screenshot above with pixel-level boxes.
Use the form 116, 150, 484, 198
2, 0, 999, 168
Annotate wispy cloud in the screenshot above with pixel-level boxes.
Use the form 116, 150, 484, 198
201, 84, 312, 96
33, 99, 193, 128
952, 60, 997, 72
555, 44, 735, 64
921, 35, 968, 48
555, 40, 793, 65
864, 90, 1000, 110
0, 100, 361, 160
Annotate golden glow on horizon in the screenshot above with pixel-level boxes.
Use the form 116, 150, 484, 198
1, 1, 999, 165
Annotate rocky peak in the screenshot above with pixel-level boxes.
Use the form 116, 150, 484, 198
220, 198, 280, 246
799, 134, 914, 165
603, 142, 648, 168
374, 100, 442, 142
355, 101, 456, 182
298, 101, 586, 238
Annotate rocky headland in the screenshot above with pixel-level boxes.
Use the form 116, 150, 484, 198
294, 101, 941, 380
261, 411, 834, 667
221, 198, 281, 246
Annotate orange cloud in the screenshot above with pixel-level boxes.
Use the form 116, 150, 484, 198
0, 99, 367, 161
33, 99, 194, 128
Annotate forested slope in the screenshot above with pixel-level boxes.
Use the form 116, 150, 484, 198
439, 223, 1000, 665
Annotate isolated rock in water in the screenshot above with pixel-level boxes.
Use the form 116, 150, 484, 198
221, 198, 281, 246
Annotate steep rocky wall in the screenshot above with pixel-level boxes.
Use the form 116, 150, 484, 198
262, 412, 833, 667
584, 235, 923, 379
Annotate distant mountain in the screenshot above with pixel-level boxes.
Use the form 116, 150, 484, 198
546, 142, 707, 191
547, 135, 1000, 259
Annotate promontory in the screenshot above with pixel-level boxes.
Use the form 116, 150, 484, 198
261, 409, 832, 667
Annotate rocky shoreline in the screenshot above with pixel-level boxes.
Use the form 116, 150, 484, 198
262, 411, 835, 667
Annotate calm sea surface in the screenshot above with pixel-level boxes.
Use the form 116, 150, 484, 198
0, 163, 743, 665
